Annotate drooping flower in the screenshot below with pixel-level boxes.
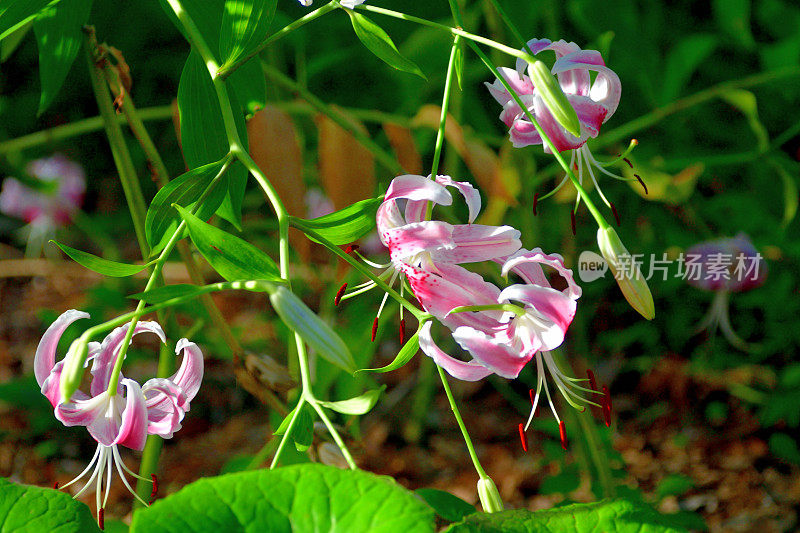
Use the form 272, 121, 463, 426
685, 233, 766, 350
339, 174, 520, 337
0, 154, 85, 256
36, 310, 203, 522
485, 38, 637, 216
406, 248, 599, 442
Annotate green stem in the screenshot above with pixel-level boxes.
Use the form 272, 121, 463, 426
430, 35, 461, 179
260, 62, 402, 174
269, 397, 306, 469
217, 1, 338, 80
466, 40, 610, 229
309, 400, 357, 469
436, 366, 489, 479
0, 106, 173, 156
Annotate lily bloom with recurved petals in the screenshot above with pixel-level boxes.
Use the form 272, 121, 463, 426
35, 310, 203, 523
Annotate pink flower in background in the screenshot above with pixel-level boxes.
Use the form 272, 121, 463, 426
485, 38, 621, 153
685, 234, 766, 350
35, 310, 203, 517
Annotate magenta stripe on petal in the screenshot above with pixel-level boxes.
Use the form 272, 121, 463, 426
34, 309, 90, 387
113, 379, 148, 451
434, 224, 521, 264
171, 339, 204, 403
383, 222, 454, 264
452, 326, 532, 379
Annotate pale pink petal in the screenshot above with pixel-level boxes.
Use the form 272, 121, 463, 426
530, 96, 588, 152
419, 322, 492, 381
41, 361, 89, 408
376, 200, 406, 238
113, 378, 148, 451
383, 221, 454, 264
384, 174, 452, 205
34, 309, 90, 387
502, 248, 582, 300
169, 339, 204, 403
514, 38, 555, 73
499, 284, 576, 343
142, 378, 187, 439
552, 50, 621, 119
432, 224, 521, 263
568, 95, 608, 137
435, 175, 481, 223
452, 325, 532, 379
403, 199, 427, 224
485, 67, 535, 105
90, 321, 167, 397
56, 390, 113, 432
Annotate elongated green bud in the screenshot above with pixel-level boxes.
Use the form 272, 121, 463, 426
269, 286, 356, 373
529, 59, 581, 138
477, 477, 504, 513
597, 227, 655, 320
60, 335, 90, 403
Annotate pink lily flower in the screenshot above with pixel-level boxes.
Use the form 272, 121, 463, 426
0, 154, 85, 256
486, 38, 633, 214
339, 174, 520, 336
35, 310, 203, 517
685, 233, 766, 350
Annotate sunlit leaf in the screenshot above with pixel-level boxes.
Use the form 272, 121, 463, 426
51, 241, 150, 277
659, 34, 717, 104
357, 331, 419, 374
219, 0, 276, 69
0, 0, 55, 41
347, 10, 426, 80
415, 488, 475, 523
290, 197, 382, 246
317, 386, 385, 415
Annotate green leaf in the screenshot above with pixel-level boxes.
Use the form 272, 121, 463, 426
659, 34, 717, 104
129, 284, 205, 304
229, 59, 266, 114
32, 0, 92, 114
51, 240, 150, 277
444, 499, 691, 532
219, 0, 276, 69
318, 385, 386, 415
0, 477, 101, 532
713, 0, 755, 50
293, 403, 314, 452
720, 89, 769, 150
145, 159, 230, 255
175, 205, 282, 282
656, 474, 694, 498
129, 464, 435, 533
415, 488, 476, 522
0, 0, 56, 41
357, 331, 419, 373
1, 18, 31, 62
453, 40, 464, 90
347, 11, 426, 80
177, 50, 248, 228
770, 433, 800, 464
290, 197, 382, 246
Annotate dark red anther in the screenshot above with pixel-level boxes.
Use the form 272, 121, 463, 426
399, 319, 406, 345
610, 203, 621, 226
532, 193, 539, 216
345, 244, 360, 255
570, 211, 576, 235
603, 385, 611, 410
602, 400, 612, 427
53, 481, 59, 490
371, 317, 379, 342
518, 423, 528, 452
334, 283, 347, 306
98, 508, 105, 530
587, 369, 597, 393
151, 474, 158, 500
559, 421, 568, 450
528, 388, 538, 417
623, 157, 633, 169
634, 174, 648, 195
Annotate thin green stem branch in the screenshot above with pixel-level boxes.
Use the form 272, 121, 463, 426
436, 366, 488, 479
430, 36, 461, 179
269, 397, 306, 469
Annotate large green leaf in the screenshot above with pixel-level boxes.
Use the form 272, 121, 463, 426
177, 50, 248, 228
415, 488, 476, 523
175, 205, 282, 282
290, 197, 382, 246
444, 499, 692, 532
129, 464, 435, 533
347, 10, 426, 80
219, 0, 276, 70
0, 477, 101, 532
145, 158, 230, 255
51, 240, 150, 277
0, 0, 56, 41
32, 0, 92, 114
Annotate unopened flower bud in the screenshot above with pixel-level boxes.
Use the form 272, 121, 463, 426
477, 477, 504, 513
597, 227, 655, 320
269, 286, 356, 373
60, 335, 89, 403
529, 60, 581, 138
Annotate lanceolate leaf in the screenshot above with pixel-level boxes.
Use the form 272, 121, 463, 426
347, 10, 426, 80
145, 158, 230, 255
32, 0, 92, 114
317, 386, 386, 415
290, 197, 382, 246
219, 0, 276, 70
177, 50, 248, 228
0, 0, 56, 41
415, 488, 476, 523
129, 284, 206, 304
0, 478, 101, 532
129, 464, 436, 532
51, 241, 150, 277
357, 331, 419, 374
175, 205, 282, 282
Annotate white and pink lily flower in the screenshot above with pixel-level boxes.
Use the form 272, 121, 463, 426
339, 174, 520, 341
486, 38, 637, 215
35, 310, 203, 519
406, 249, 600, 447
0, 154, 86, 257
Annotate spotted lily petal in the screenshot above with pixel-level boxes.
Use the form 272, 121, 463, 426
419, 322, 493, 381
432, 224, 521, 264
452, 325, 531, 379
